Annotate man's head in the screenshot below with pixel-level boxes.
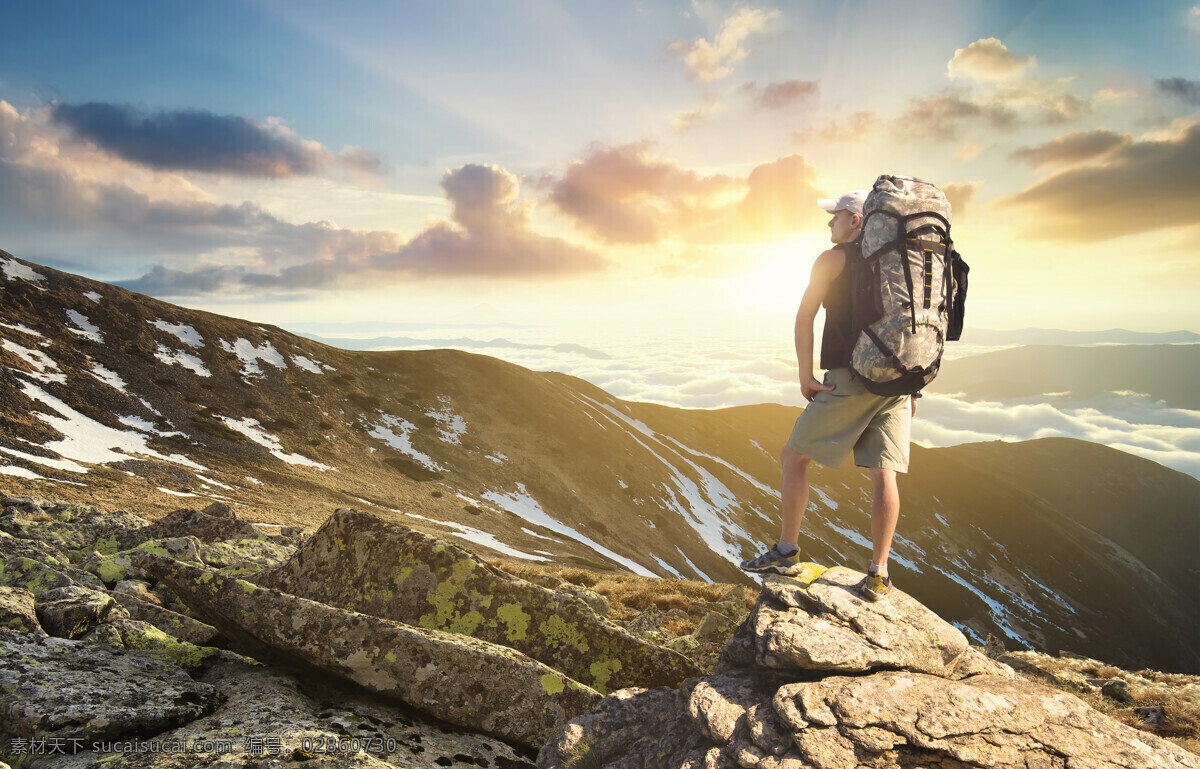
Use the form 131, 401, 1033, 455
818, 189, 868, 244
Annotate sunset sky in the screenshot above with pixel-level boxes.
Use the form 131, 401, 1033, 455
2, 0, 1199, 337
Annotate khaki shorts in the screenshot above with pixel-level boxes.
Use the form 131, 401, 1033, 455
786, 367, 912, 472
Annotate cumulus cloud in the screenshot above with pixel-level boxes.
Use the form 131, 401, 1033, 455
996, 123, 1200, 241
51, 102, 381, 178
670, 6, 779, 82
743, 80, 818, 110
1009, 129, 1130, 170
548, 144, 825, 245
947, 38, 1035, 81
1156, 77, 1200, 106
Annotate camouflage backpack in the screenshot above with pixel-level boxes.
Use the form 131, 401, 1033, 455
849, 175, 969, 396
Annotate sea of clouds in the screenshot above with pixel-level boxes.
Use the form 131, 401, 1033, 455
299, 323, 1200, 481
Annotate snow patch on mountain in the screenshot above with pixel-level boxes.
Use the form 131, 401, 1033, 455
154, 343, 212, 378
1, 255, 45, 286
368, 414, 444, 472
65, 310, 103, 343
151, 319, 204, 347
221, 338, 287, 378
3, 338, 65, 383
218, 416, 333, 470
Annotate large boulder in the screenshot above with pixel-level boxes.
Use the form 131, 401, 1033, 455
0, 532, 103, 598
34, 585, 123, 639
0, 586, 43, 635
140, 554, 601, 749
720, 566, 1003, 679
538, 567, 1200, 769
254, 508, 700, 693
109, 507, 264, 552
0, 632, 223, 743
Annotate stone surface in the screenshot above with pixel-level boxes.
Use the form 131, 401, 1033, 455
34, 584, 122, 639
142, 554, 602, 749
84, 536, 204, 586
111, 590, 223, 647
720, 567, 1007, 680
254, 508, 700, 694
31, 653, 538, 769
0, 632, 223, 743
196, 537, 296, 574
111, 508, 264, 551
0, 586, 43, 635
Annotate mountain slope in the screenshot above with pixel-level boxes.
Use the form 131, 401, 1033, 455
3, 249, 1198, 674
929, 343, 1200, 409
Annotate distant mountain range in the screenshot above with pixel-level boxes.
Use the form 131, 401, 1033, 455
302, 333, 612, 360
2, 249, 1198, 674
962, 328, 1200, 346
929, 343, 1200, 409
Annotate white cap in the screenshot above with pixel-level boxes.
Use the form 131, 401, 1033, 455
817, 189, 868, 217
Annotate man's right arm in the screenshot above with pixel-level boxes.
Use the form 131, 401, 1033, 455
794, 249, 844, 401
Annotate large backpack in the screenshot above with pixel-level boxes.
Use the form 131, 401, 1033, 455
850, 175, 969, 396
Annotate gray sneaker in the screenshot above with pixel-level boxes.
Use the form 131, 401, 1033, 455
740, 545, 802, 575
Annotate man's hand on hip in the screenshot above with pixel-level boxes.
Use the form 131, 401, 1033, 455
801, 375, 834, 402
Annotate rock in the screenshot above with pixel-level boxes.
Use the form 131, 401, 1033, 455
84, 536, 204, 586
39, 653, 538, 769
1136, 705, 1167, 726
557, 583, 609, 617
693, 611, 736, 642
34, 585, 122, 639
201, 501, 236, 519
0, 531, 103, 597
105, 618, 221, 672
0, 586, 44, 635
720, 567, 990, 679
539, 569, 1200, 769
0, 632, 223, 743
254, 508, 700, 693
110, 508, 263, 551
141, 554, 602, 749
113, 578, 163, 605
111, 591, 223, 647
1102, 678, 1135, 704
196, 537, 296, 573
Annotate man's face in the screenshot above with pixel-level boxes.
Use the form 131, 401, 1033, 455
828, 209, 861, 244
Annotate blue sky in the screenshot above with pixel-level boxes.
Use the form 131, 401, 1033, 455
2, 0, 1199, 334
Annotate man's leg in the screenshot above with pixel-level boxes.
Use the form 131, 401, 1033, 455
780, 445, 812, 548
868, 467, 899, 574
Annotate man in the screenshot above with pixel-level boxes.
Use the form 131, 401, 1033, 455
739, 189, 917, 601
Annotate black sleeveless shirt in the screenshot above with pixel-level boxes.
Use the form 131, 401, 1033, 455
819, 239, 859, 371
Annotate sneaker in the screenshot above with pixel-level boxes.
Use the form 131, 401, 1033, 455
740, 545, 802, 575
858, 572, 892, 601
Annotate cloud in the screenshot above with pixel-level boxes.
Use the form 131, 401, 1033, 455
0, 102, 602, 291
947, 38, 1035, 81
1156, 77, 1200, 106
996, 123, 1200, 241
743, 80, 818, 110
1009, 129, 1130, 169
942, 182, 980, 220
898, 90, 1019, 140
793, 111, 883, 144
990, 79, 1090, 123
50, 102, 381, 178
670, 6, 779, 82
548, 144, 825, 245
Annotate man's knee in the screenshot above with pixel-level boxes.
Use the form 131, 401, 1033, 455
869, 466, 897, 491
781, 445, 811, 470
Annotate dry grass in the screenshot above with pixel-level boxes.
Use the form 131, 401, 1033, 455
1004, 651, 1200, 756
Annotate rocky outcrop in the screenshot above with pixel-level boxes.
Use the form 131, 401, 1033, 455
142, 553, 602, 748
0, 632, 224, 743
255, 508, 701, 693
538, 568, 1200, 769
34, 584, 122, 639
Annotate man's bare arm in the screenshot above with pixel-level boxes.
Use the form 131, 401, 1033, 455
795, 249, 845, 401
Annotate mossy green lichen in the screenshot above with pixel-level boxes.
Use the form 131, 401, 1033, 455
588, 658, 623, 695
496, 603, 531, 642
540, 615, 588, 652
119, 623, 216, 671
540, 672, 565, 695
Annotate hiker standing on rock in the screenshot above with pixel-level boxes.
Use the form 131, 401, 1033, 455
740, 190, 916, 601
